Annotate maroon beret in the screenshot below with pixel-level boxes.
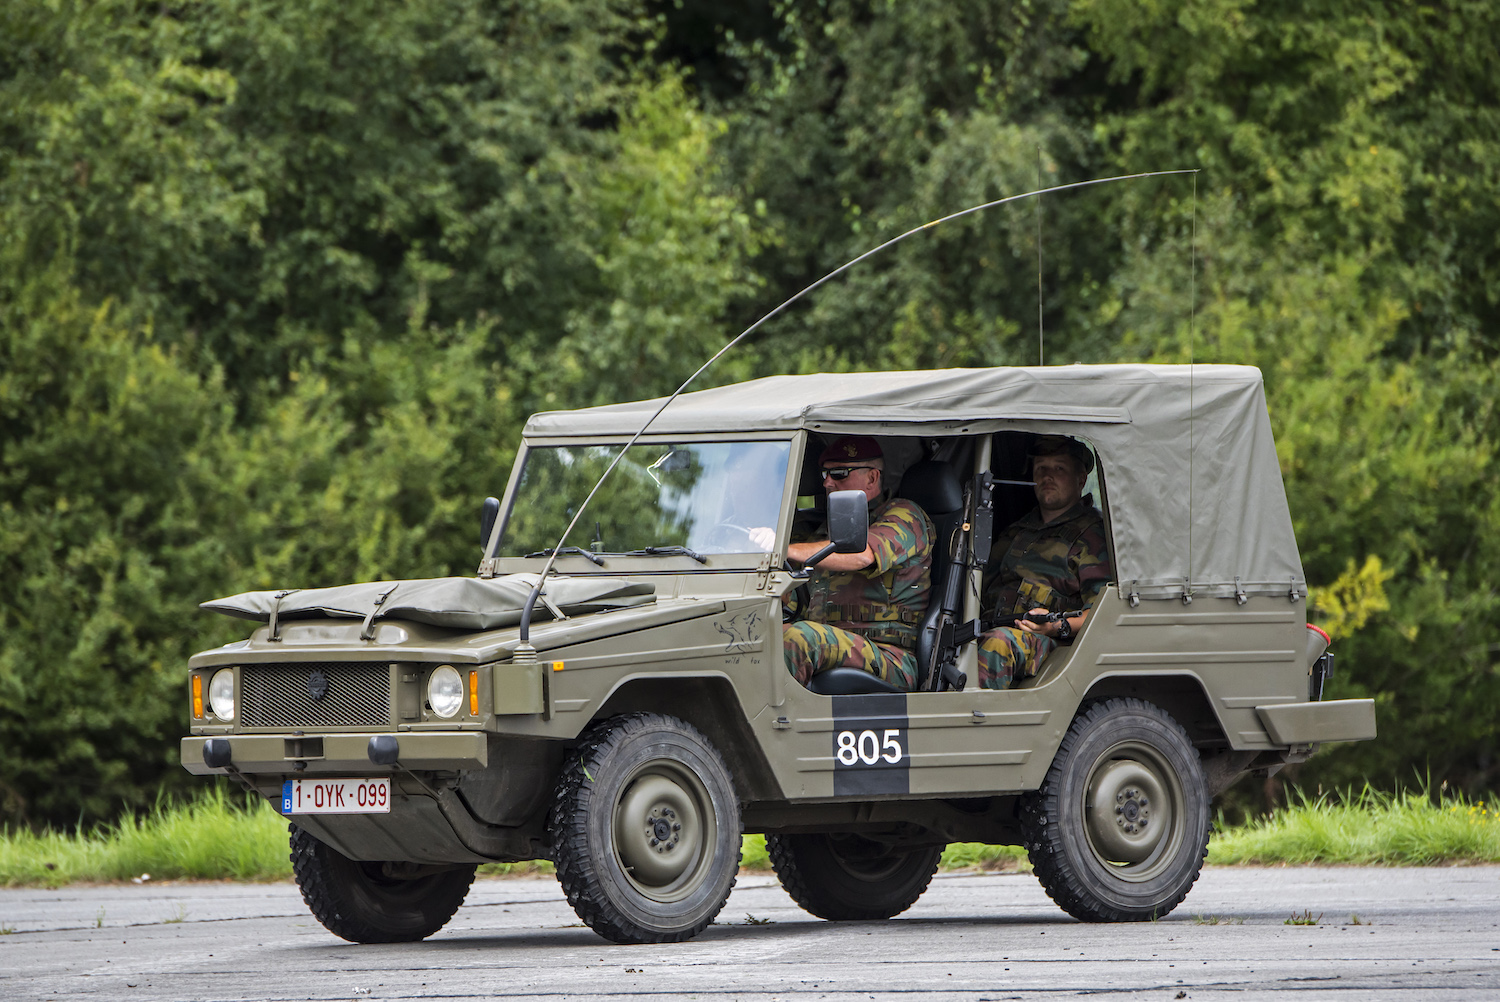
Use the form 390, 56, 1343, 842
819, 436, 883, 465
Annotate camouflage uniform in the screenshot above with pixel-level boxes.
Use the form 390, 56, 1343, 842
977, 498, 1112, 689
783, 497, 933, 691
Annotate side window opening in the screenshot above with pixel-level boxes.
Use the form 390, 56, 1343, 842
979, 430, 1116, 688
986, 431, 1111, 545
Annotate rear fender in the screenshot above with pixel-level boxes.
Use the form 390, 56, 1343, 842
1080, 673, 1228, 748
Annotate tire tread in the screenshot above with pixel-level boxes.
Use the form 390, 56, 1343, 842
767, 833, 940, 921
1021, 697, 1209, 923
550, 712, 739, 944
290, 825, 474, 943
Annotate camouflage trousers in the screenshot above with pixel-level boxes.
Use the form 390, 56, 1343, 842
976, 627, 1057, 690
782, 622, 919, 692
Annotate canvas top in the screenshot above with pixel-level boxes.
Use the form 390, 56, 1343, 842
525, 364, 1305, 602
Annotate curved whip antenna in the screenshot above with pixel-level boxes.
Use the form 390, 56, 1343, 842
513, 167, 1199, 648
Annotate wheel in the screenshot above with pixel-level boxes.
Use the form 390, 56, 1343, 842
767, 833, 942, 920
550, 712, 741, 944
289, 825, 476, 943
1021, 697, 1210, 922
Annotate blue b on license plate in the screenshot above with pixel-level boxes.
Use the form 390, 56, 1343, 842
281, 778, 390, 815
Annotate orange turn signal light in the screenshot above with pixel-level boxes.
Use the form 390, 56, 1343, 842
192, 674, 204, 718
469, 670, 479, 716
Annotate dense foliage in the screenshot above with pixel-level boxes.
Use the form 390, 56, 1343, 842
2, 0, 1495, 826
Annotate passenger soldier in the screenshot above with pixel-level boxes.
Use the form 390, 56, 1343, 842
779, 437, 934, 691
978, 436, 1112, 689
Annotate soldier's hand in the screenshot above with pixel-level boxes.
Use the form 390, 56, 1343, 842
748, 526, 776, 551
1017, 607, 1053, 636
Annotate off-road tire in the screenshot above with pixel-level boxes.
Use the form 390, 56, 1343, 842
1021, 697, 1210, 922
289, 825, 476, 943
550, 712, 741, 944
767, 833, 942, 920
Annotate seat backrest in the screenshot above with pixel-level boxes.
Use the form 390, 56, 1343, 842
896, 460, 965, 680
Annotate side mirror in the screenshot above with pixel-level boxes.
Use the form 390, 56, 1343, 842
804, 489, 869, 568
480, 496, 500, 555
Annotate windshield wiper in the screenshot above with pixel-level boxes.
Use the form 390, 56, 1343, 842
523, 546, 605, 566
624, 545, 708, 564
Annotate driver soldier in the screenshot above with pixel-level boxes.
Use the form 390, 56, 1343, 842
779, 437, 934, 691
978, 435, 1112, 689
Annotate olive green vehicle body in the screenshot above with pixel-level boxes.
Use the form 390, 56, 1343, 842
181, 364, 1375, 867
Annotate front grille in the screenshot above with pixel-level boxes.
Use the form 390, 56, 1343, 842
240, 662, 391, 728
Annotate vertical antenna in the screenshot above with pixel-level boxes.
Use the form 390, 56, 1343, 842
1187, 170, 1198, 600
1036, 147, 1045, 366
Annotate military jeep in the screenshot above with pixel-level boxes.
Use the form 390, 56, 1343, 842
182, 364, 1375, 944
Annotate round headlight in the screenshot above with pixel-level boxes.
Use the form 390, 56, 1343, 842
209, 669, 236, 721
427, 665, 464, 719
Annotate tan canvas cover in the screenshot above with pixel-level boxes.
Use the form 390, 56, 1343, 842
524, 364, 1305, 602
202, 575, 655, 630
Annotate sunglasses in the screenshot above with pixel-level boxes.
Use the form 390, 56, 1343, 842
821, 466, 876, 481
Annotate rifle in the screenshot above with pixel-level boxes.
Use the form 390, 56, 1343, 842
945, 609, 1087, 649
920, 471, 996, 692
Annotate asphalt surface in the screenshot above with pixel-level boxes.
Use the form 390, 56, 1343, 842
2, 865, 1498, 1001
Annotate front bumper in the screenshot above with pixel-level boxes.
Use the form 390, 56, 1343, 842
180, 732, 488, 775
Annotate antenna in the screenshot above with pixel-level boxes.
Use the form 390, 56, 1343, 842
1036, 146, 1044, 366
506, 169, 1201, 651
1187, 169, 1198, 603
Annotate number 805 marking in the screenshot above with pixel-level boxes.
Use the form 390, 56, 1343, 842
835, 728, 904, 766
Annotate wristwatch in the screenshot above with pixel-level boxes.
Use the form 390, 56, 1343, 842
1055, 616, 1074, 641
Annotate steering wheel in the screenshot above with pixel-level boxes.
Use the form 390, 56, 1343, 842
781, 577, 811, 623
703, 521, 772, 552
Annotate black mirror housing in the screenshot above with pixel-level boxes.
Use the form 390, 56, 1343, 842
800, 491, 868, 570
480, 496, 500, 555
825, 489, 870, 553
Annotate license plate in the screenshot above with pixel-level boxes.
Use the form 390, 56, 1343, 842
280, 778, 390, 815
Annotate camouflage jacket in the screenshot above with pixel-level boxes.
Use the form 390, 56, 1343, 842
801, 496, 934, 650
983, 497, 1112, 617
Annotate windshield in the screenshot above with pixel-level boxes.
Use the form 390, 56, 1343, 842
500, 440, 791, 557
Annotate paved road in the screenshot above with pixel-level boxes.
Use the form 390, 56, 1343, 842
3, 865, 1497, 1001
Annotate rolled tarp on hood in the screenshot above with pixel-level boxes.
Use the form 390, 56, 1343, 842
201, 574, 655, 631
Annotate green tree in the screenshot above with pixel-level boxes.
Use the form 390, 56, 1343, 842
0, 0, 764, 825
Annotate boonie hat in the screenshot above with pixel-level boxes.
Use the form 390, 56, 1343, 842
819, 436, 883, 465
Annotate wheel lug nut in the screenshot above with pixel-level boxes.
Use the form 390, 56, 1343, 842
673, 823, 682, 831
1114, 805, 1123, 814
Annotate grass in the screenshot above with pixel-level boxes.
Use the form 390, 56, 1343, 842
1192, 913, 1244, 925
1207, 786, 1500, 866
1, 786, 1493, 888
1, 788, 293, 887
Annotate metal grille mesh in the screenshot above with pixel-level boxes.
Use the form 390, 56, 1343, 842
240, 662, 391, 728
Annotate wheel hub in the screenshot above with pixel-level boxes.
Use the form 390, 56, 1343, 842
648, 808, 681, 851
1085, 758, 1171, 865
613, 772, 703, 892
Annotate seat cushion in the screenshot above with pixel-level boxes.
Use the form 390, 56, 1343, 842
807, 666, 904, 695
